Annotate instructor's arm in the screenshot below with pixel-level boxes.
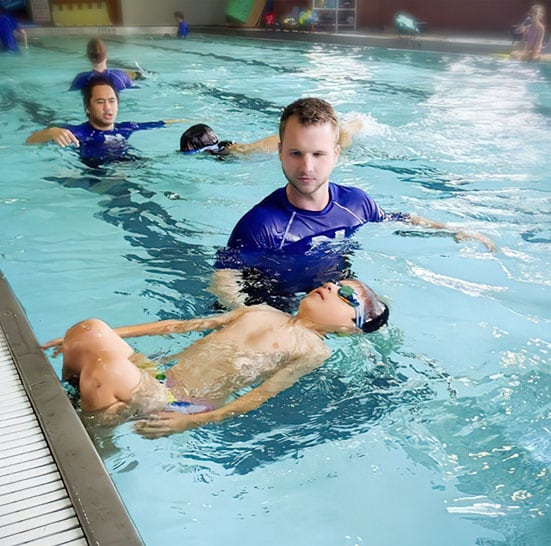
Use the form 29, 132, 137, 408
26, 127, 80, 147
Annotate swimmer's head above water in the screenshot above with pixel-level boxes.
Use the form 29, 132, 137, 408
86, 38, 108, 65
335, 280, 389, 333
82, 76, 119, 110
279, 97, 340, 143
298, 280, 389, 334
179, 124, 233, 154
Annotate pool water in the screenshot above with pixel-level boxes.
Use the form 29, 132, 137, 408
1, 33, 550, 545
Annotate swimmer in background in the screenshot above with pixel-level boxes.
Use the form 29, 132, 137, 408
26, 77, 186, 166
179, 116, 364, 155
174, 11, 189, 38
42, 279, 389, 436
69, 38, 141, 92
510, 4, 547, 61
0, 6, 27, 53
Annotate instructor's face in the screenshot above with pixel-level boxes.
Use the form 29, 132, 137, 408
86, 84, 118, 130
278, 116, 340, 199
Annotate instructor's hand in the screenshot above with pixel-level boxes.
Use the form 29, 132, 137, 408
49, 128, 80, 147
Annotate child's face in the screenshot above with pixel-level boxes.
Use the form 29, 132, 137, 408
298, 281, 360, 331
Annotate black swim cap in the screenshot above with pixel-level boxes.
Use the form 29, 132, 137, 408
361, 302, 389, 333
180, 124, 219, 152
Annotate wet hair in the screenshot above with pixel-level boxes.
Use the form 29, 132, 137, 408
279, 97, 339, 141
180, 124, 219, 152
86, 38, 107, 64
533, 4, 546, 17
82, 76, 119, 109
346, 280, 390, 333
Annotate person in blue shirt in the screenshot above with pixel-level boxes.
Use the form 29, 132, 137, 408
69, 38, 137, 92
212, 97, 495, 309
0, 7, 27, 52
26, 77, 184, 166
174, 11, 189, 38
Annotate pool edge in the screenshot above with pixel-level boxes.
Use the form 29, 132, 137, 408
0, 270, 143, 546
23, 24, 513, 56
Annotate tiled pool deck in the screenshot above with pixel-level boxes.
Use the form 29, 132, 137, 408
0, 272, 142, 545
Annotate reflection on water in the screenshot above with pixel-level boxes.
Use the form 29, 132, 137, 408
44, 166, 216, 316
2, 34, 550, 546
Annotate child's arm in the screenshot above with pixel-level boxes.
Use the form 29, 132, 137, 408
111, 308, 249, 339
136, 345, 331, 438
229, 118, 363, 154
208, 268, 249, 309
42, 308, 250, 350
338, 117, 363, 149
229, 134, 279, 154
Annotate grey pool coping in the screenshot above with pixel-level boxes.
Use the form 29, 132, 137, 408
0, 271, 143, 545
195, 25, 515, 56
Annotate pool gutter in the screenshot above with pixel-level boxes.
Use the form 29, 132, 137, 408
0, 271, 143, 545
23, 24, 513, 56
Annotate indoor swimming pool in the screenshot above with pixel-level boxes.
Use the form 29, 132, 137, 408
1, 32, 550, 545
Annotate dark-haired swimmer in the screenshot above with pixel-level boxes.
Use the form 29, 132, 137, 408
179, 116, 365, 156
26, 77, 185, 165
42, 280, 388, 437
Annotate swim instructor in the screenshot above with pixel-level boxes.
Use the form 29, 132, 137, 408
212, 97, 496, 309
26, 76, 185, 165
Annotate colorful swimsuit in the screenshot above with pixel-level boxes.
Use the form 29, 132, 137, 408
81, 370, 213, 427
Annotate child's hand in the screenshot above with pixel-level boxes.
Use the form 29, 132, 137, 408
135, 411, 210, 438
42, 338, 64, 357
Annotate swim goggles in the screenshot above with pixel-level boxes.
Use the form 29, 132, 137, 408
181, 141, 220, 154
336, 283, 366, 330
181, 140, 233, 155
336, 282, 389, 333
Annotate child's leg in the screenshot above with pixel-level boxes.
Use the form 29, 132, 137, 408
62, 318, 145, 413
61, 318, 135, 381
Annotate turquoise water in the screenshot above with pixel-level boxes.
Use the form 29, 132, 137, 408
1, 34, 550, 545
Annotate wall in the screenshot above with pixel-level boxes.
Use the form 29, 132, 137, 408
357, 0, 547, 33
29, 0, 549, 32
273, 0, 309, 20
120, 0, 228, 26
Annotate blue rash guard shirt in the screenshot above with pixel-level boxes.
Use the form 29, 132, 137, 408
224, 182, 385, 253
215, 183, 404, 308
0, 13, 20, 52
64, 120, 165, 165
69, 69, 135, 92
177, 20, 189, 38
